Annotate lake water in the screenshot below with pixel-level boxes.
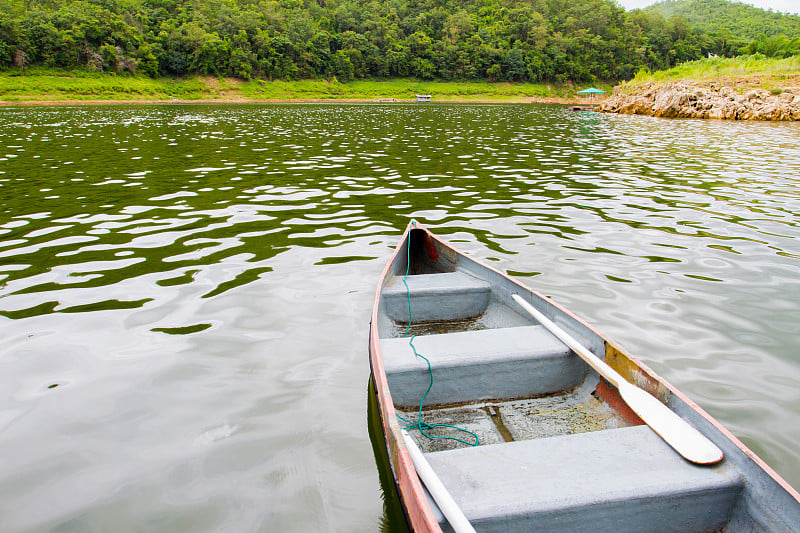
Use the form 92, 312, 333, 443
0, 103, 798, 531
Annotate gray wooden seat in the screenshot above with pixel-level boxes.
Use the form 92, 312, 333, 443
380, 325, 586, 407
425, 425, 744, 533
382, 272, 491, 323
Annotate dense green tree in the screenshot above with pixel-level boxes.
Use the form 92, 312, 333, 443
648, 0, 800, 42
742, 33, 800, 57
1, 0, 798, 81
503, 47, 525, 80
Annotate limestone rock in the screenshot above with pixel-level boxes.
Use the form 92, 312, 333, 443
597, 82, 800, 121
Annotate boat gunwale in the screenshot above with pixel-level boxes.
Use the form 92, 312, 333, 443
369, 221, 800, 531
369, 222, 442, 532
608, 334, 800, 503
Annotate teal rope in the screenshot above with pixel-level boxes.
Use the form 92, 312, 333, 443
398, 336, 479, 447
401, 221, 414, 338
397, 221, 479, 447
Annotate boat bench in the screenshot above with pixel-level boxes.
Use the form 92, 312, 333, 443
382, 272, 491, 323
380, 325, 586, 408
426, 425, 744, 533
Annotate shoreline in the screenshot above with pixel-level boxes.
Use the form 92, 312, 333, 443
598, 82, 800, 121
0, 72, 598, 107
0, 96, 584, 106
597, 57, 800, 121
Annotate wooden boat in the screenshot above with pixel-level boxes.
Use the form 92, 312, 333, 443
368, 221, 800, 532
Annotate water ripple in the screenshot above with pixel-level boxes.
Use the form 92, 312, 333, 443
0, 103, 799, 530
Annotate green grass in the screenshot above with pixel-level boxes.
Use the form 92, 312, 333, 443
0, 68, 210, 101
623, 55, 800, 90
0, 69, 612, 103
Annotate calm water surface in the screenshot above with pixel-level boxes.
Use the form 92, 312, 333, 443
0, 103, 798, 531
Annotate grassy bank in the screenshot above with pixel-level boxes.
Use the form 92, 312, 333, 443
0, 69, 610, 104
618, 55, 800, 93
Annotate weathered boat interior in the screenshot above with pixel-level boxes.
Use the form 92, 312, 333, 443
374, 227, 799, 533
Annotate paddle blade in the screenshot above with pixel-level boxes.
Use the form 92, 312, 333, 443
619, 382, 723, 465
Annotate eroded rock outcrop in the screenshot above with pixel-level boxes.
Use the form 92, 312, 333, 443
598, 83, 800, 121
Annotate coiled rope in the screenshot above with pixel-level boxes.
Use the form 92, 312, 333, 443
396, 221, 479, 447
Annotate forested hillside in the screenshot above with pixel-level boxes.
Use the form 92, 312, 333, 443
0, 0, 797, 82
647, 0, 800, 58
647, 0, 800, 41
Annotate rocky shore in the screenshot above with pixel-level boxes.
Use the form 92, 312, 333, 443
598, 82, 800, 121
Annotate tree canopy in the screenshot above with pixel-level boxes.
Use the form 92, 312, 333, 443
1, 0, 798, 81
647, 0, 800, 58
647, 0, 800, 41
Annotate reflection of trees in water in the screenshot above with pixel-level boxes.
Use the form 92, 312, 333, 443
367, 378, 411, 533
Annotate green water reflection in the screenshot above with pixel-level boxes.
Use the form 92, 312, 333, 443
368, 378, 411, 533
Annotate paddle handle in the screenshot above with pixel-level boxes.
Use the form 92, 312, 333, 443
402, 430, 477, 533
511, 295, 621, 388
511, 294, 723, 465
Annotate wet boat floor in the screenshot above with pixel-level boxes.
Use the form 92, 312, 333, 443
398, 386, 636, 453
391, 307, 636, 453
391, 301, 533, 338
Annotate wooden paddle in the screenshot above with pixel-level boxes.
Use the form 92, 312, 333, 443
512, 294, 723, 465
402, 430, 477, 533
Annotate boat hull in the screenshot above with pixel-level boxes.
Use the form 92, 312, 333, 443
368, 222, 800, 532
